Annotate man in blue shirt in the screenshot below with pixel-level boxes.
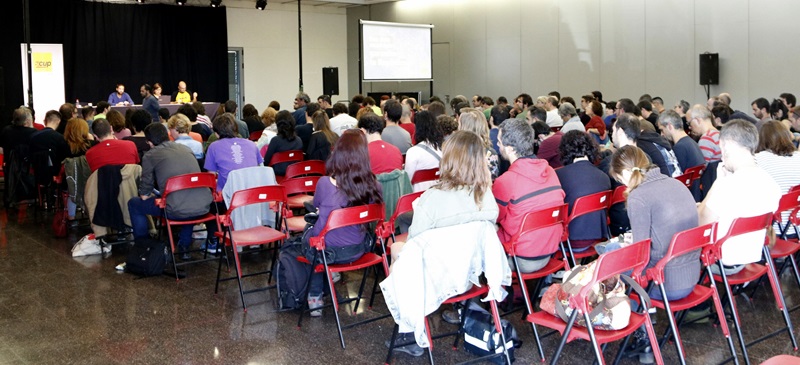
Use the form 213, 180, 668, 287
108, 84, 134, 106
140, 84, 160, 122
292, 92, 309, 125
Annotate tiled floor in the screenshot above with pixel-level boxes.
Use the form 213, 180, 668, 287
1, 205, 800, 365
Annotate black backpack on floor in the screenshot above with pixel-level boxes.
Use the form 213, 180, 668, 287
462, 301, 519, 364
126, 238, 167, 277
275, 243, 312, 310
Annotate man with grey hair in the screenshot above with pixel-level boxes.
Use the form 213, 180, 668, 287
494, 118, 565, 273
688, 104, 721, 163
292, 92, 310, 125
658, 110, 704, 173
558, 102, 584, 134
1, 107, 36, 156
698, 119, 780, 275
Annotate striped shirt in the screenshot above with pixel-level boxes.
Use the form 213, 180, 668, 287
755, 151, 800, 235
698, 129, 721, 163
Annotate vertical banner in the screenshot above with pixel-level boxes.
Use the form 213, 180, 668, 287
21, 43, 65, 125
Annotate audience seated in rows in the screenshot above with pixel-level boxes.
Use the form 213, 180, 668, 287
755, 120, 800, 235
168, 114, 204, 159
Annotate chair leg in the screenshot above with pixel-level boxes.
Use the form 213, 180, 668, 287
658, 284, 687, 365
489, 300, 512, 365
642, 306, 665, 365
583, 312, 607, 365
514, 257, 546, 362
550, 310, 579, 365
764, 248, 799, 350
424, 318, 435, 364
297, 251, 318, 329
385, 324, 399, 365
214, 243, 225, 294
611, 333, 633, 365
352, 267, 371, 314
232, 245, 247, 311
718, 263, 751, 365
369, 265, 381, 309
707, 266, 739, 365
325, 261, 347, 349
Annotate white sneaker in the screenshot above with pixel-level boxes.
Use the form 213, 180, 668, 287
332, 272, 341, 283
308, 294, 324, 317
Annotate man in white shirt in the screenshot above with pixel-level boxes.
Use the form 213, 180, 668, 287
544, 95, 562, 127
698, 119, 780, 274
328, 102, 357, 136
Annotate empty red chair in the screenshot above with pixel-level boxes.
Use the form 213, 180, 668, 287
296, 203, 389, 348
380, 191, 424, 255
268, 149, 304, 183
281, 175, 321, 210
410, 167, 440, 187
284, 160, 326, 180
769, 189, 800, 311
564, 190, 612, 266
214, 185, 289, 310
644, 223, 738, 365
155, 172, 223, 280
528, 239, 661, 364
711, 213, 798, 363
385, 285, 512, 365
504, 204, 570, 360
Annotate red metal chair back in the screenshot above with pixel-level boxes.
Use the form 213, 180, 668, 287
571, 238, 651, 312
284, 160, 326, 180
281, 176, 321, 196
711, 213, 773, 259
224, 185, 288, 228
774, 189, 800, 223
569, 190, 611, 222
507, 204, 569, 257
649, 223, 715, 284
390, 191, 423, 224
309, 204, 386, 251
683, 164, 704, 182
248, 131, 261, 141
268, 149, 304, 167
411, 168, 440, 186
609, 185, 627, 207
674, 172, 693, 189
162, 172, 218, 201
790, 185, 800, 193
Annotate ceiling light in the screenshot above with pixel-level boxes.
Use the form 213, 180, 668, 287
136, 0, 145, 3
256, 0, 267, 10
175, 0, 186, 5
210, 0, 222, 6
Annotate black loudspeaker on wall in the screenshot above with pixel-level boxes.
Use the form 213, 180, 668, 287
699, 53, 719, 85
322, 67, 339, 96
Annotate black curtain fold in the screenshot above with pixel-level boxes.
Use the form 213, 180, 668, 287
1, 0, 228, 126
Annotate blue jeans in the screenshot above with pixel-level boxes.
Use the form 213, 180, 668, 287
127, 197, 216, 249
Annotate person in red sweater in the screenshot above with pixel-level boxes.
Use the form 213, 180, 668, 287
358, 113, 403, 175
494, 118, 565, 273
86, 118, 139, 172
585, 100, 608, 144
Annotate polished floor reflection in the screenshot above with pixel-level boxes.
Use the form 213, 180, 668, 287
1, 205, 799, 365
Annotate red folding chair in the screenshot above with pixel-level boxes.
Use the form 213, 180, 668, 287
769, 190, 800, 312
214, 185, 289, 310
564, 190, 612, 267
609, 185, 627, 208
711, 213, 798, 364
674, 172, 693, 189
683, 165, 704, 184
503, 204, 570, 360
296, 203, 390, 348
379, 191, 424, 260
385, 285, 512, 365
284, 160, 326, 180
155, 172, 223, 280
527, 239, 663, 365
282, 175, 321, 210
644, 223, 738, 365
411, 168, 440, 186
268, 149, 304, 183
248, 130, 261, 141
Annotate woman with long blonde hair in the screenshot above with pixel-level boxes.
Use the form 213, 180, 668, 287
458, 108, 499, 179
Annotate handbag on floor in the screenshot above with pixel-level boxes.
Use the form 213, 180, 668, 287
125, 238, 167, 277
461, 301, 518, 364
71, 234, 109, 257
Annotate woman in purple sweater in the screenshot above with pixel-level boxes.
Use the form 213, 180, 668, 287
306, 129, 383, 316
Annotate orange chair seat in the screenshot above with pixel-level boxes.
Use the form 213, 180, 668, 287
305, 253, 385, 273
165, 212, 217, 226
512, 257, 565, 280
770, 238, 800, 258
649, 286, 713, 312
712, 263, 768, 285
287, 194, 313, 209
527, 310, 649, 345
286, 216, 306, 232
226, 226, 286, 247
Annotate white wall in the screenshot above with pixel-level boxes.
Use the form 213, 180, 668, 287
226, 1, 349, 113
347, 0, 800, 113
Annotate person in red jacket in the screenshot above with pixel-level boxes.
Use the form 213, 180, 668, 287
494, 118, 565, 273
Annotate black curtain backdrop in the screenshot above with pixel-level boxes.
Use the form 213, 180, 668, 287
1, 0, 228, 126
